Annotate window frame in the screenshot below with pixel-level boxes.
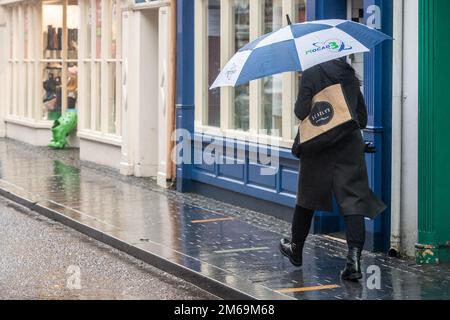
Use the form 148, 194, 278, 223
195, 0, 306, 148
78, 0, 122, 140
5, 1, 43, 123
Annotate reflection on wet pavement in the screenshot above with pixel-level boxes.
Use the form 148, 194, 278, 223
0, 139, 449, 300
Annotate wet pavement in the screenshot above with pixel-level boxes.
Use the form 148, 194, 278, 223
0, 138, 449, 300
0, 197, 217, 300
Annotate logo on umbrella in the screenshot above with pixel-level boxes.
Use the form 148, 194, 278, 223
305, 39, 353, 55
226, 63, 239, 80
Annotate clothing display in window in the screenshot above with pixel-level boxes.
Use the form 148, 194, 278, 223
43, 74, 61, 111
67, 65, 78, 109
46, 25, 63, 51
68, 28, 78, 51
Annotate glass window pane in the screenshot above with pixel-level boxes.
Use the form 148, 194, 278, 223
95, 0, 102, 59
108, 63, 116, 134
42, 68, 62, 120
67, 3, 79, 60
111, 0, 118, 59
86, 1, 92, 59
295, 0, 307, 23
261, 0, 283, 137
292, 0, 307, 138
43, 1, 63, 58
207, 0, 220, 127
43, 1, 63, 120
94, 62, 101, 130
67, 63, 78, 110
9, 8, 13, 59
233, 0, 249, 132
83, 62, 91, 129
24, 6, 29, 59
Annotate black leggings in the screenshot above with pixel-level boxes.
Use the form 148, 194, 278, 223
291, 205, 366, 249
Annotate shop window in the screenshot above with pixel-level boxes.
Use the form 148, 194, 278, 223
195, 0, 308, 146
6, 2, 44, 120
79, 0, 122, 137
0, 0, 80, 124
42, 0, 79, 121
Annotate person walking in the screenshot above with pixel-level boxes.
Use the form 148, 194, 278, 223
280, 58, 386, 281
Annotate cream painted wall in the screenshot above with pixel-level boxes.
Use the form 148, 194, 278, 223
400, 0, 419, 258
120, 7, 169, 179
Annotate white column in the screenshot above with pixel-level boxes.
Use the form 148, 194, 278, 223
157, 6, 169, 187
134, 8, 159, 177
400, 0, 419, 258
119, 8, 135, 175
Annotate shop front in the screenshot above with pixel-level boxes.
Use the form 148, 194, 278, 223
417, 0, 450, 263
0, 0, 121, 150
0, 0, 80, 145
177, 0, 393, 252
0, 0, 176, 186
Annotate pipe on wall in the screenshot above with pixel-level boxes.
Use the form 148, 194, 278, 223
166, 0, 177, 182
389, 0, 404, 257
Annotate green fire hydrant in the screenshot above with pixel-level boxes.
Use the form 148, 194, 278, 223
48, 110, 78, 149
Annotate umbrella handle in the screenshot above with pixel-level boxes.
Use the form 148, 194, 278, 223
286, 14, 292, 26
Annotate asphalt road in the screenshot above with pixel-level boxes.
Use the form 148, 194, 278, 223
0, 197, 217, 300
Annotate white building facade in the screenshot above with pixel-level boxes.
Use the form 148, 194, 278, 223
0, 0, 175, 186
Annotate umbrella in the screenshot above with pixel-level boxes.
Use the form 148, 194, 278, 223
210, 19, 391, 89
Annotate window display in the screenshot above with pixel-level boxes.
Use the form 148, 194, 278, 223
3, 0, 121, 141
42, 1, 79, 120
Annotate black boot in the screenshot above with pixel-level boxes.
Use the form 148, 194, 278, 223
341, 247, 363, 281
279, 239, 304, 267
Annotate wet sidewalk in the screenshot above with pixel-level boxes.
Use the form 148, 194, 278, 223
0, 138, 449, 300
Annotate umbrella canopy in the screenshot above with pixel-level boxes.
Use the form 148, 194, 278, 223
210, 19, 391, 89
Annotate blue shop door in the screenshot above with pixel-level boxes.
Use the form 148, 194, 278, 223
310, 0, 392, 252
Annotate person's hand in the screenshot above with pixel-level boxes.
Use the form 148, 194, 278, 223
364, 141, 376, 154
292, 131, 302, 159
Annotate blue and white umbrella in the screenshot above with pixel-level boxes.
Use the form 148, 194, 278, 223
210, 19, 391, 89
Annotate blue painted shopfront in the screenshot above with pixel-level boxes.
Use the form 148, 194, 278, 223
176, 0, 393, 252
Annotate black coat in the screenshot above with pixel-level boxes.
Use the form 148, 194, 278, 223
295, 60, 386, 219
